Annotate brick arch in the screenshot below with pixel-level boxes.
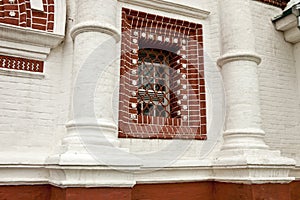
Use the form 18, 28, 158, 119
0, 0, 54, 32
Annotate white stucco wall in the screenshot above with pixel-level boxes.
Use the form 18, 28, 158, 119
0, 0, 299, 186
251, 1, 300, 164
294, 42, 300, 105
0, 0, 74, 164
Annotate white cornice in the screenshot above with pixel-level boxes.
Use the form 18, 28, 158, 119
118, 0, 210, 19
0, 23, 64, 60
0, 0, 66, 61
274, 10, 300, 44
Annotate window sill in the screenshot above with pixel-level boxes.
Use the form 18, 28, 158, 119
0, 68, 45, 79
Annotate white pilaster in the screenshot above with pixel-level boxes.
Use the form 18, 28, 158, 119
213, 0, 295, 183
49, 0, 141, 168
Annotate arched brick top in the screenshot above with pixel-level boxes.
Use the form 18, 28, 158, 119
0, 0, 54, 32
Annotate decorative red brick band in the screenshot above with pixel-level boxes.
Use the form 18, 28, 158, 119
0, 55, 44, 73
255, 0, 289, 9
0, 0, 54, 32
118, 8, 206, 140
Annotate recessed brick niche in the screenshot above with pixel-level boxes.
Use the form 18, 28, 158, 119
118, 8, 206, 140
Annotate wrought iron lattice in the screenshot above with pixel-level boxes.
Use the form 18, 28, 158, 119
137, 48, 175, 118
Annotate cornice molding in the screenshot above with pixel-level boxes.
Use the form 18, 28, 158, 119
0, 23, 64, 61
273, 4, 300, 44
118, 0, 210, 19
0, 161, 297, 187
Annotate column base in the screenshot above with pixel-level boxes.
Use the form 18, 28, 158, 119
47, 118, 141, 167
213, 149, 295, 184
47, 145, 141, 167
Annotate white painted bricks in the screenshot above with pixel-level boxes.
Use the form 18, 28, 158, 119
0, 0, 300, 188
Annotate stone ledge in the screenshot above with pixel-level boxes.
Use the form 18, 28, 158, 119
0, 160, 297, 187
0, 68, 45, 79
0, 23, 64, 61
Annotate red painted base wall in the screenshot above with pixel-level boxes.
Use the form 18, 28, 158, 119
0, 181, 299, 200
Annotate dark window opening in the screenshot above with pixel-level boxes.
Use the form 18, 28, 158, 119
137, 48, 180, 118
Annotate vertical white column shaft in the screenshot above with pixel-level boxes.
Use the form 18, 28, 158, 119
217, 0, 268, 150
213, 0, 294, 184
220, 0, 255, 53
63, 0, 120, 153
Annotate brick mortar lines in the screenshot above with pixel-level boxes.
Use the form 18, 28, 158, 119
0, 0, 54, 32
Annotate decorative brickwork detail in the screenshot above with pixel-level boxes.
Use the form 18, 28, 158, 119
119, 8, 206, 140
0, 55, 44, 73
255, 0, 289, 9
0, 0, 54, 32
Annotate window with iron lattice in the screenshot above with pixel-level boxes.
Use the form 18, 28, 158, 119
137, 48, 180, 119
118, 8, 207, 140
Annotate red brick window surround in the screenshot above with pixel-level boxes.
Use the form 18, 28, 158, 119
119, 8, 206, 140
0, 0, 54, 32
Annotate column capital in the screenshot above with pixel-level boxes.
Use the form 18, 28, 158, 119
70, 21, 120, 42
217, 52, 261, 67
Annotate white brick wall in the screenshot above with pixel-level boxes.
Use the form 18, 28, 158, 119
0, 48, 62, 163
251, 1, 300, 164
0, 0, 75, 164
0, 0, 299, 169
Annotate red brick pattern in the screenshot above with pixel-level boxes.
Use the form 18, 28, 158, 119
255, 0, 289, 8
118, 8, 206, 140
0, 0, 54, 32
1, 181, 300, 200
0, 55, 44, 73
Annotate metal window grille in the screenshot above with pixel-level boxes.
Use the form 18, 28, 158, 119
137, 48, 173, 118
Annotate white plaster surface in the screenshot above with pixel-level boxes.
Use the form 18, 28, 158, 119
0, 0, 299, 187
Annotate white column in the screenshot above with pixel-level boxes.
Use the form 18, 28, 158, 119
51, 0, 140, 167
214, 0, 295, 183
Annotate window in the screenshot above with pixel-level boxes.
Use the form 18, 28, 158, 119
137, 48, 179, 119
119, 8, 206, 140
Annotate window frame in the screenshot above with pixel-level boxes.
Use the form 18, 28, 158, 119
118, 8, 207, 140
